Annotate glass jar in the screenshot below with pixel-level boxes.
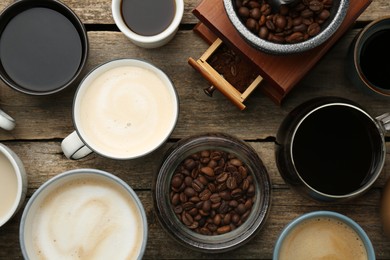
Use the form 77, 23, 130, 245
152, 133, 271, 252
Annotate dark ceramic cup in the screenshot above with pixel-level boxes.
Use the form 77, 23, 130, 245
275, 96, 390, 202
346, 17, 390, 98
0, 0, 89, 95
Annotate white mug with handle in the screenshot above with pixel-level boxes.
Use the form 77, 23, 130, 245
61, 58, 179, 160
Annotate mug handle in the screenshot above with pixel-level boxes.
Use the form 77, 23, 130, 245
0, 109, 15, 131
61, 131, 92, 159
376, 113, 390, 132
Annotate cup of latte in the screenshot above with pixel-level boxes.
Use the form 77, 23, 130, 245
273, 211, 375, 260
20, 169, 148, 259
61, 58, 179, 160
0, 143, 27, 228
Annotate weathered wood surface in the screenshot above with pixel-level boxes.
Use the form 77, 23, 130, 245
0, 0, 389, 259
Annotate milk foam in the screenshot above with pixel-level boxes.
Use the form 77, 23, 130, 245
78, 65, 176, 158
30, 176, 144, 260
279, 217, 368, 260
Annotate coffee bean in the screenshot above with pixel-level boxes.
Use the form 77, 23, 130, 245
274, 15, 287, 30
217, 225, 231, 234
238, 6, 250, 18
318, 9, 330, 20
200, 166, 214, 178
258, 26, 269, 39
199, 189, 212, 201
226, 176, 238, 190
307, 22, 321, 36
246, 18, 259, 32
309, 0, 323, 12
250, 8, 261, 20
216, 172, 229, 183
192, 179, 204, 192
171, 175, 183, 189
184, 187, 196, 197
286, 32, 304, 43
210, 193, 222, 203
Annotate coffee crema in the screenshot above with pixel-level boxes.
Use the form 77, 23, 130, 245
0, 152, 17, 220
28, 175, 144, 259
279, 217, 368, 260
77, 65, 177, 158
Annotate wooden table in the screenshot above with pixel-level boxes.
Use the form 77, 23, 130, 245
0, 0, 389, 259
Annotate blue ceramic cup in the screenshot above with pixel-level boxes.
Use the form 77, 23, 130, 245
273, 211, 375, 260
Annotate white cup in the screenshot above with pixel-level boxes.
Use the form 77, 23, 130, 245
111, 0, 184, 48
0, 109, 15, 131
20, 168, 148, 259
61, 59, 179, 160
0, 143, 27, 227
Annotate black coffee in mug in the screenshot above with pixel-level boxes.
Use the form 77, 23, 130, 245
0, 0, 88, 95
121, 0, 176, 36
292, 105, 380, 195
360, 29, 390, 89
275, 97, 388, 202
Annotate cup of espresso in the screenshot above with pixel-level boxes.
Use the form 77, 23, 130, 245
346, 17, 390, 98
61, 58, 179, 160
111, 0, 184, 48
273, 211, 375, 260
0, 143, 27, 228
0, 109, 15, 131
275, 96, 390, 202
20, 168, 148, 259
0, 0, 89, 95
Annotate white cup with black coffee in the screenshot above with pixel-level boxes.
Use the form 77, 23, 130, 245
111, 0, 184, 48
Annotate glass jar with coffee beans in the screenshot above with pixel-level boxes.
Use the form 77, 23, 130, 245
153, 133, 271, 252
235, 0, 333, 44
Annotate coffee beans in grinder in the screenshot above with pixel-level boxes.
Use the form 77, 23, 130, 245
235, 0, 333, 44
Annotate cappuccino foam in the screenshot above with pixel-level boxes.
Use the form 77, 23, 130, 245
279, 217, 368, 260
77, 65, 177, 158
28, 175, 144, 260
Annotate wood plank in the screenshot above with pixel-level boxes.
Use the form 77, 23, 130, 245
0, 143, 389, 259
0, 0, 386, 25
0, 29, 389, 141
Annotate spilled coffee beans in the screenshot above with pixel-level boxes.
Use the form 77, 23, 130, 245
170, 150, 256, 235
235, 0, 333, 44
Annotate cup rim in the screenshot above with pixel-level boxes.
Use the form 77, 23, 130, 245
0, 144, 24, 227
273, 211, 376, 260
111, 0, 184, 45
19, 168, 148, 259
354, 16, 390, 97
0, 0, 89, 95
72, 58, 179, 160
